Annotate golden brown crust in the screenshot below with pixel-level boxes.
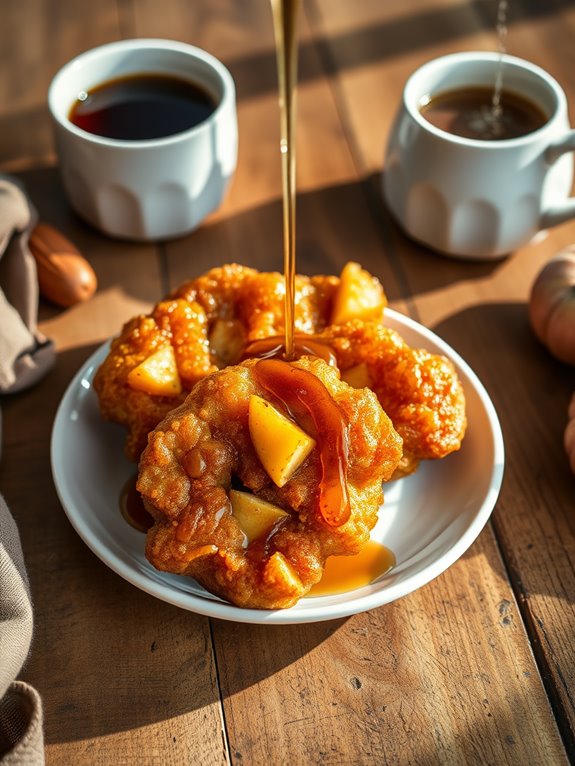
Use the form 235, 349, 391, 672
93, 313, 190, 460
93, 263, 465, 479
137, 357, 403, 609
322, 321, 467, 476
94, 265, 349, 461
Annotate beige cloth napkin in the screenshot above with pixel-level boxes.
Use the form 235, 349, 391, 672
0, 498, 44, 765
0, 175, 48, 763
0, 176, 55, 394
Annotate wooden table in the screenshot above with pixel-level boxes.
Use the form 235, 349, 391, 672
1, 1, 574, 763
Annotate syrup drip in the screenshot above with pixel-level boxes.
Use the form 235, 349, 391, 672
243, 334, 338, 367
491, 0, 509, 126
119, 475, 153, 533
253, 358, 350, 527
309, 541, 396, 596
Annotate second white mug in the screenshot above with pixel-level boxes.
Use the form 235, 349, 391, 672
383, 52, 575, 259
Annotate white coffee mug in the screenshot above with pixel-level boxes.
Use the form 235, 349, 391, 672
48, 39, 238, 241
383, 52, 575, 259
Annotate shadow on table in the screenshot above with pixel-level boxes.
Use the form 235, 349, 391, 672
12, 165, 504, 314
226, 0, 571, 101
430, 300, 573, 473
159, 173, 504, 306
4, 161, 572, 744
12, 166, 165, 315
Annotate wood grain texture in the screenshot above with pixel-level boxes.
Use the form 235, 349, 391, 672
215, 530, 567, 765
0, 350, 229, 766
0, 0, 124, 171
0, 4, 228, 765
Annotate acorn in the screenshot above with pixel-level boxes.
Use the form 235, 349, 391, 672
28, 223, 97, 308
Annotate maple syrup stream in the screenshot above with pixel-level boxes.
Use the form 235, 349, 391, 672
270, 0, 299, 360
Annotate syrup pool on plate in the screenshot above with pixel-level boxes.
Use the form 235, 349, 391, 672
120, 0, 396, 605
120, 475, 153, 533
309, 541, 396, 597
119, 476, 395, 597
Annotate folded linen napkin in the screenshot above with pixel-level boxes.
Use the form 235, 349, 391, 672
0, 497, 44, 765
0, 174, 48, 763
0, 176, 54, 394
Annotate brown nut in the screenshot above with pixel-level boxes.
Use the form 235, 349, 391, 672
29, 223, 97, 308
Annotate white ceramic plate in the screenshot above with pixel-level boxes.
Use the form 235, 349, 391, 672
51, 309, 504, 625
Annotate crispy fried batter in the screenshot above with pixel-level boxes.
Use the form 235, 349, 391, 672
94, 264, 347, 460
93, 303, 202, 460
172, 263, 341, 338
94, 263, 465, 479
323, 321, 467, 477
137, 357, 402, 609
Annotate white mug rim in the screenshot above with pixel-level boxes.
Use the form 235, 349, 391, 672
404, 51, 566, 148
48, 38, 235, 150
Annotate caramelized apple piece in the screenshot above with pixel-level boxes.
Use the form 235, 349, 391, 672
230, 489, 289, 542
331, 261, 386, 325
248, 394, 316, 487
263, 551, 304, 595
209, 318, 246, 366
341, 362, 372, 389
127, 345, 182, 396
182, 544, 218, 563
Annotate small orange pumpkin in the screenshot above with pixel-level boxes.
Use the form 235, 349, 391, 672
565, 393, 575, 474
528, 247, 575, 365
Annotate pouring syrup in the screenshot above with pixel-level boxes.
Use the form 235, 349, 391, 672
269, 0, 394, 591
270, 0, 300, 359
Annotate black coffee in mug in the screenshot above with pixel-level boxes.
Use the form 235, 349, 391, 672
419, 86, 548, 140
69, 73, 217, 140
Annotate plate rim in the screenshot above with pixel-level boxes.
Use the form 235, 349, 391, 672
50, 308, 505, 625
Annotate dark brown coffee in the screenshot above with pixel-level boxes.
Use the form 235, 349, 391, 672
69, 73, 217, 140
419, 86, 548, 140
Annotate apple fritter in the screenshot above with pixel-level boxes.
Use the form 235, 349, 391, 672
323, 320, 467, 478
93, 261, 466, 482
94, 263, 384, 460
136, 357, 402, 610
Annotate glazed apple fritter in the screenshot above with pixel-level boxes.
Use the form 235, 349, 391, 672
93, 263, 365, 461
324, 321, 467, 477
137, 357, 403, 609
94, 263, 466, 477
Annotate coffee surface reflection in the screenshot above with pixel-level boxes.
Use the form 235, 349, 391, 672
420, 85, 547, 141
69, 73, 217, 140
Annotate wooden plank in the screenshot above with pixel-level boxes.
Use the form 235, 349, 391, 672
1, 1, 571, 764
0, 0, 124, 171
214, 529, 567, 765
307, 0, 575, 752
0, 343, 229, 766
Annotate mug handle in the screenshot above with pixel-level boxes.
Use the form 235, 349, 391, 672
541, 130, 575, 228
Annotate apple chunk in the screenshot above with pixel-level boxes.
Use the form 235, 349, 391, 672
248, 395, 316, 487
331, 261, 386, 325
341, 362, 372, 389
230, 489, 289, 542
127, 345, 182, 396
209, 318, 245, 366
263, 551, 303, 596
